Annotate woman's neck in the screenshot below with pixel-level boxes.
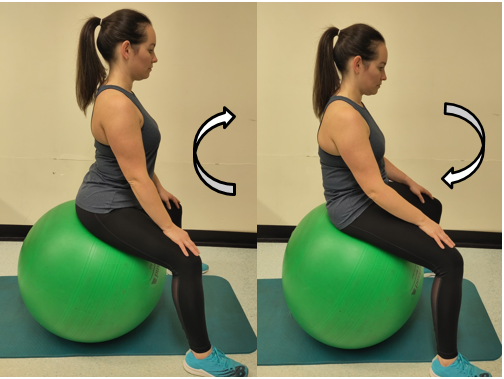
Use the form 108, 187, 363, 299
334, 82, 363, 106
103, 70, 134, 93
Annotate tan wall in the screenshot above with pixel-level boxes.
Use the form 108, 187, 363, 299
258, 2, 502, 232
0, 3, 257, 232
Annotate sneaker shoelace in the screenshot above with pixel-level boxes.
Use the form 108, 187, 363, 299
454, 354, 475, 376
209, 347, 231, 371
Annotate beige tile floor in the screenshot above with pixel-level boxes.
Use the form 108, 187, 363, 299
0, 242, 257, 377
257, 242, 502, 377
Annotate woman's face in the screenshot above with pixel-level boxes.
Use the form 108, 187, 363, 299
130, 24, 158, 81
364, 43, 388, 94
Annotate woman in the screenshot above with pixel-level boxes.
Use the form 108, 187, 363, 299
75, 9, 247, 377
313, 24, 491, 377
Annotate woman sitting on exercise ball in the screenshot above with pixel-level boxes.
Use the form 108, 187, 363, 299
75, 9, 247, 377
313, 23, 491, 377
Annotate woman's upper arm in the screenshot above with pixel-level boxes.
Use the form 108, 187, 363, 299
100, 94, 148, 184
327, 108, 386, 198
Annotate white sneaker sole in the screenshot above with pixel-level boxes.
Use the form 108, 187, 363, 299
183, 359, 214, 377
429, 357, 440, 377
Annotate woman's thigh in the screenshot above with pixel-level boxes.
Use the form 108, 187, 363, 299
341, 182, 462, 274
387, 181, 442, 223
76, 201, 198, 275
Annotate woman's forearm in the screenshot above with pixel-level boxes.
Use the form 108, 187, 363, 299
130, 177, 174, 231
370, 183, 427, 226
384, 157, 412, 185
373, 158, 427, 226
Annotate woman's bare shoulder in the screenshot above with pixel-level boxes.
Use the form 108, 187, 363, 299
94, 88, 133, 109
322, 100, 366, 133
324, 98, 360, 118
93, 89, 142, 123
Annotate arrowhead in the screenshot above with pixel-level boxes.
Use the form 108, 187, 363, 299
222, 106, 236, 128
441, 167, 455, 189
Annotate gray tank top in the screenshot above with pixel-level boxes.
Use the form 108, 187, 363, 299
318, 95, 389, 230
75, 85, 161, 214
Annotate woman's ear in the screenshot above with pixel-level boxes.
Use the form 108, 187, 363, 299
120, 40, 133, 60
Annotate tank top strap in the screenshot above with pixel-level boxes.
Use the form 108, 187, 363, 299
318, 95, 366, 126
317, 95, 367, 143
96, 84, 135, 98
95, 84, 146, 116
327, 95, 366, 111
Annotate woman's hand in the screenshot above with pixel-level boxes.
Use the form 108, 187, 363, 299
408, 181, 433, 204
162, 224, 201, 257
158, 188, 181, 210
418, 218, 455, 250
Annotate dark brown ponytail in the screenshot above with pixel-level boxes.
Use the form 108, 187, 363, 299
313, 24, 385, 120
76, 9, 152, 115
76, 17, 105, 116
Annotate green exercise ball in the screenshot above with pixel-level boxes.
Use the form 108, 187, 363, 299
282, 203, 423, 349
17, 200, 166, 343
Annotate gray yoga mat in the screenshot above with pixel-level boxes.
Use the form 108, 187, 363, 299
0, 275, 256, 358
258, 275, 501, 365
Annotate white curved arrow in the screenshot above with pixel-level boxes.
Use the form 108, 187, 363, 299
193, 107, 236, 196
442, 103, 485, 189
195, 110, 235, 145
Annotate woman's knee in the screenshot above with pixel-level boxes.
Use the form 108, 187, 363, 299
432, 197, 442, 214
425, 197, 442, 223
436, 247, 464, 276
177, 253, 202, 275
172, 200, 182, 212
165, 200, 183, 227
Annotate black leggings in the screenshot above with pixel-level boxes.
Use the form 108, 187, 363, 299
341, 181, 463, 360
76, 200, 211, 353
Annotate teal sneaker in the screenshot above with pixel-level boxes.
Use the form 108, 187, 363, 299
183, 347, 248, 377
202, 263, 209, 274
430, 353, 492, 377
